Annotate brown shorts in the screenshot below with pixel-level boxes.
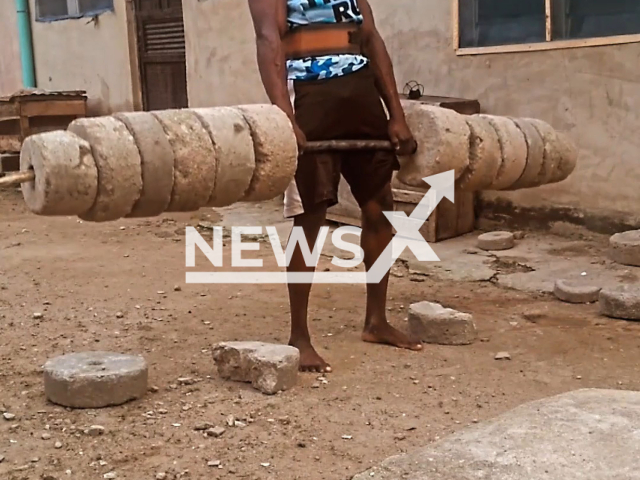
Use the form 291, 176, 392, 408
283, 65, 399, 218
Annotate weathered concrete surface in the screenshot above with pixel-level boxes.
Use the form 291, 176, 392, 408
43, 351, 148, 409
599, 285, 640, 321
213, 201, 635, 299
408, 301, 477, 345
0, 1, 22, 96
212, 341, 299, 395
353, 389, 640, 480
610, 230, 640, 267
554, 279, 601, 304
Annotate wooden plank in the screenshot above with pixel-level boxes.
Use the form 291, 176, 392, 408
0, 137, 21, 153
0, 103, 19, 118
457, 33, 640, 56
452, 0, 460, 50
0, 154, 20, 173
21, 99, 87, 118
126, 0, 144, 111
545, 0, 553, 42
435, 196, 458, 241
392, 188, 426, 205
455, 188, 476, 236
18, 114, 29, 143
394, 200, 437, 243
399, 94, 480, 115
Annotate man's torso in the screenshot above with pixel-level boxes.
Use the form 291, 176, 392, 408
286, 0, 369, 81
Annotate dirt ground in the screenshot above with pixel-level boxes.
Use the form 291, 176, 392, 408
1, 188, 639, 480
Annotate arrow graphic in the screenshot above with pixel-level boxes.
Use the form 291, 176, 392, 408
366, 169, 455, 284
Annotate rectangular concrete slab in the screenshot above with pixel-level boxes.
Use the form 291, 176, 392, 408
353, 389, 640, 480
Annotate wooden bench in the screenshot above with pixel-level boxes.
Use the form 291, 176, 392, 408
0, 89, 87, 155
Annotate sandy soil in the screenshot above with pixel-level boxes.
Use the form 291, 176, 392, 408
1, 188, 639, 480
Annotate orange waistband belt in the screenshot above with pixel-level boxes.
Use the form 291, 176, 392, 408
283, 23, 363, 60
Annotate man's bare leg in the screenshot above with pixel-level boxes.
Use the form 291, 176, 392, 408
287, 204, 333, 373
360, 183, 423, 350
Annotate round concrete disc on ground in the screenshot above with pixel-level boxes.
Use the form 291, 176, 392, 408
599, 285, 640, 321
554, 279, 601, 304
505, 118, 545, 190
457, 115, 501, 191
68, 117, 143, 222
152, 109, 217, 212
235, 104, 298, 202
548, 130, 578, 184
477, 115, 527, 190
397, 102, 470, 187
191, 107, 256, 207
523, 118, 562, 186
113, 112, 175, 217
20, 130, 98, 216
43, 351, 148, 408
609, 230, 640, 267
477, 231, 515, 251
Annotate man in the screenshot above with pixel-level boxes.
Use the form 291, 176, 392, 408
248, 0, 422, 373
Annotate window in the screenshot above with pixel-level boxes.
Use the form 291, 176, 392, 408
457, 0, 640, 53
36, 0, 114, 22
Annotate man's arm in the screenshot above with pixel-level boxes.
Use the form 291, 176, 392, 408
358, 0, 415, 154
247, 0, 306, 147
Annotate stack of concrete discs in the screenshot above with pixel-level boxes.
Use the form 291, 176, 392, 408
397, 102, 578, 192
19, 105, 298, 221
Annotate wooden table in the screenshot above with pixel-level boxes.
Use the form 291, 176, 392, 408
326, 94, 481, 243
0, 89, 87, 154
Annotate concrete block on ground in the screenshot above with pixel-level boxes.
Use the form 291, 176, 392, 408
43, 351, 148, 408
477, 231, 515, 251
554, 279, 601, 304
353, 389, 640, 480
599, 285, 640, 321
212, 341, 299, 395
408, 301, 477, 345
609, 230, 640, 267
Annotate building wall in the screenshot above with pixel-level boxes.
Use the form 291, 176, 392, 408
29, 0, 135, 115
0, 2, 24, 96
183, 0, 640, 226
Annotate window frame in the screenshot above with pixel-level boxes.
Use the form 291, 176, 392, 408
453, 0, 640, 55
35, 0, 114, 22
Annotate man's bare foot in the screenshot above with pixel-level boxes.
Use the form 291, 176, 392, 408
288, 339, 332, 373
362, 321, 423, 351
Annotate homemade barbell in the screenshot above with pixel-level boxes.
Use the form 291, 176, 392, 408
0, 102, 578, 222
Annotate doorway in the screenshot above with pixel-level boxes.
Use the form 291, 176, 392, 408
133, 0, 188, 111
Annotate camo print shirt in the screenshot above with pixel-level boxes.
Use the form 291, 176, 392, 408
286, 0, 369, 81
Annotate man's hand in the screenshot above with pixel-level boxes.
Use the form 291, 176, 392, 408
388, 116, 417, 156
